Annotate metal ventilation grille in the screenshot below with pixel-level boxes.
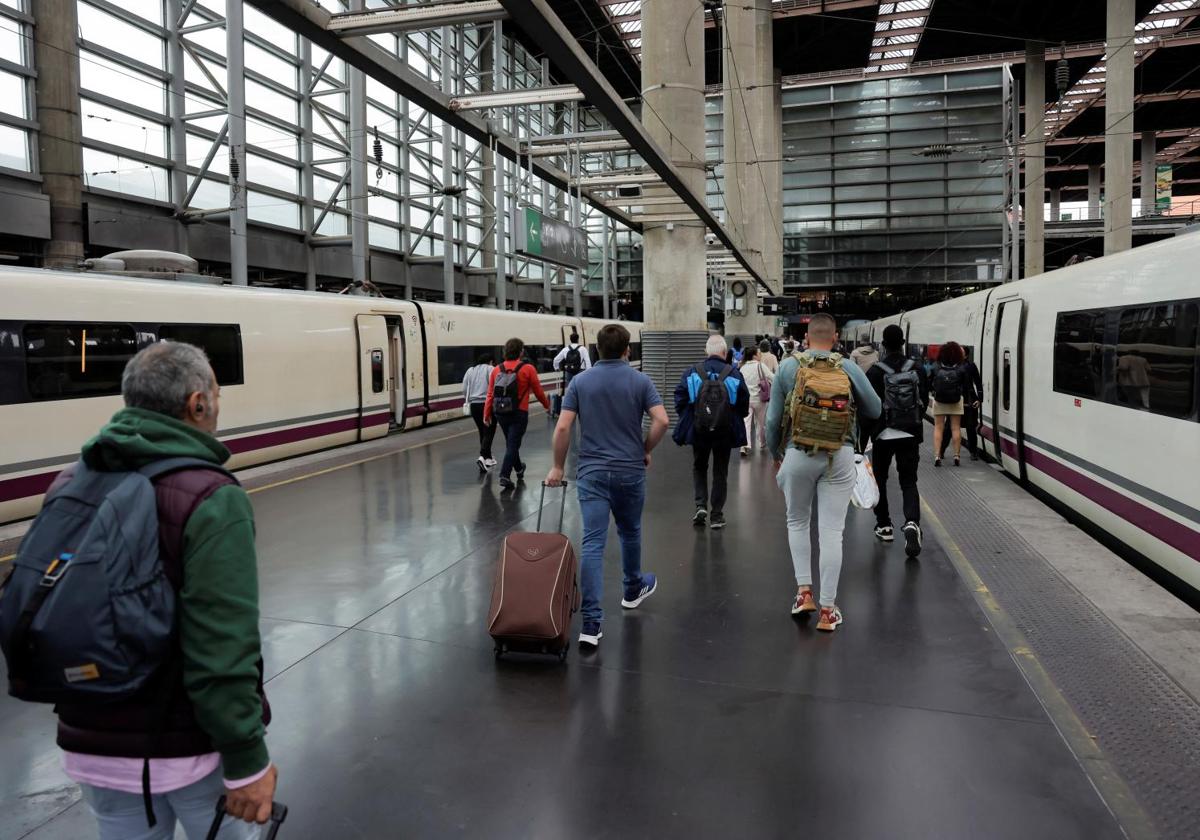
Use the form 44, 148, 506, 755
641, 330, 710, 425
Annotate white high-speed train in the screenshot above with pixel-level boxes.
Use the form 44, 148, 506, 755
0, 267, 641, 524
864, 232, 1200, 600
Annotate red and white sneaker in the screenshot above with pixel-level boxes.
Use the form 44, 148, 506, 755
817, 606, 843, 632
791, 589, 817, 616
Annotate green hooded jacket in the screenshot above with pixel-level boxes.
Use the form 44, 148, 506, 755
80, 407, 269, 780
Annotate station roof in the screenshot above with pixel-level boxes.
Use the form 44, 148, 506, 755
541, 0, 1200, 197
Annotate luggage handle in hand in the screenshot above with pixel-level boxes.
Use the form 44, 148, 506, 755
536, 480, 569, 533
206, 795, 288, 840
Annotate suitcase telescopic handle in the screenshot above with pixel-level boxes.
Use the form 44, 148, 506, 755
207, 796, 289, 840
537, 480, 569, 533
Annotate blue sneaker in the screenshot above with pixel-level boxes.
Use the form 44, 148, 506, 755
621, 573, 658, 609
578, 621, 602, 648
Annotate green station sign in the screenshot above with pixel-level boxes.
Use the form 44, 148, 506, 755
512, 206, 587, 269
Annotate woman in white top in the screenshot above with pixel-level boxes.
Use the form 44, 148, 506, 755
738, 345, 775, 455
462, 352, 497, 472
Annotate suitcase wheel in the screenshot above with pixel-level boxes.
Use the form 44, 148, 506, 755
557, 647, 568, 663
494, 643, 505, 659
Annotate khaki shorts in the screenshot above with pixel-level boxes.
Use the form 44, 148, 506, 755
932, 398, 964, 416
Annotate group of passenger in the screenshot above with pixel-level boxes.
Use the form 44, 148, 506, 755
1, 316, 987, 839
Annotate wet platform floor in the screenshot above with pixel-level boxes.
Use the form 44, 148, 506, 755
3, 417, 1123, 839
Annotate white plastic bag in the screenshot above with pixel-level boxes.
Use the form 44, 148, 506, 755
850, 450, 879, 510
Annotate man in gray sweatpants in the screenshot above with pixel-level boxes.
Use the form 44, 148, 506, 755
765, 313, 881, 633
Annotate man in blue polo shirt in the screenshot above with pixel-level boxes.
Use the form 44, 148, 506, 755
545, 323, 670, 649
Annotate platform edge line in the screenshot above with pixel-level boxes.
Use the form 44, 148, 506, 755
0, 553, 13, 564
245, 426, 476, 496
920, 498, 1157, 840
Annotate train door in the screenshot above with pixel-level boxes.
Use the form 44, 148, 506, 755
386, 318, 407, 429
354, 314, 391, 442
992, 298, 1026, 479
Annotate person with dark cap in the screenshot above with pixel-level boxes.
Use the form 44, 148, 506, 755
866, 324, 929, 558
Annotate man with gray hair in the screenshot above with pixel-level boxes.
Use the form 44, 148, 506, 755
673, 333, 750, 530
42, 341, 276, 838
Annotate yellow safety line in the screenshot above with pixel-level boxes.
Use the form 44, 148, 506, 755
920, 499, 1156, 840
0, 553, 14, 564
246, 426, 477, 496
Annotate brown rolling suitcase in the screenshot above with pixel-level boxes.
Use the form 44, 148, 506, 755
488, 482, 579, 662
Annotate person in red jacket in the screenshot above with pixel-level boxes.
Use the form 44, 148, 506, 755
484, 337, 551, 490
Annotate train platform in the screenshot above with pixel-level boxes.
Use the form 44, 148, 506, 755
3, 415, 1200, 840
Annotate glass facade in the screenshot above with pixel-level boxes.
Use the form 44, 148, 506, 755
707, 68, 1006, 290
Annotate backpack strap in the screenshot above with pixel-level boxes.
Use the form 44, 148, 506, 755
716, 364, 732, 383
900, 359, 915, 373
139, 457, 237, 485
874, 361, 895, 376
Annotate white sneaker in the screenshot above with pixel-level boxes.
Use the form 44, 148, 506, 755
476, 456, 488, 473
484, 458, 497, 469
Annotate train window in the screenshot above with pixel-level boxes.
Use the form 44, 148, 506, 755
370, 348, 384, 393
1002, 349, 1011, 411
1113, 303, 1197, 419
157, 324, 244, 385
437, 345, 502, 386
1053, 311, 1104, 399
24, 322, 137, 401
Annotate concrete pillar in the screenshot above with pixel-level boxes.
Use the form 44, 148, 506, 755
225, 0, 248, 285
641, 0, 707, 331
1140, 131, 1156, 215
1103, 0, 1134, 253
33, 0, 85, 268
1088, 164, 1102, 221
640, 0, 710, 414
166, 0, 190, 255
1050, 187, 1061, 222
724, 0, 779, 338
1024, 42, 1046, 278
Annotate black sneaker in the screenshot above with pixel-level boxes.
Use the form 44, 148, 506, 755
692, 508, 708, 527
709, 512, 726, 530
578, 621, 602, 648
874, 525, 894, 542
516, 464, 527, 482
476, 456, 488, 474
499, 477, 515, 491
903, 521, 922, 557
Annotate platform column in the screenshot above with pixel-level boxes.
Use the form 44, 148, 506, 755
1087, 164, 1102, 221
1103, 0, 1134, 254
723, 0, 779, 339
640, 0, 710, 414
1024, 42, 1045, 278
1140, 131, 1156, 215
1049, 187, 1061, 222
225, 0, 248, 285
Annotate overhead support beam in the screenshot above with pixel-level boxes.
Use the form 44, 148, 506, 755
702, 0, 877, 27
449, 84, 583, 111
524, 139, 632, 157
326, 1, 506, 35
603, 195, 693, 208
497, 0, 767, 291
573, 172, 663, 188
243, 0, 636, 231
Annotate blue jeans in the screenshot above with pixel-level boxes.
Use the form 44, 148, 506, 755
80, 766, 258, 840
496, 410, 529, 480
577, 470, 646, 624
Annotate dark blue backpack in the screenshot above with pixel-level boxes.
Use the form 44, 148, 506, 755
0, 457, 234, 703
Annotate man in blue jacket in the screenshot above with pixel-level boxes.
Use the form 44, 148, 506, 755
673, 334, 750, 530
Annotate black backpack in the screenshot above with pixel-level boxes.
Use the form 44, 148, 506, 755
562, 346, 583, 375
492, 361, 525, 415
932, 363, 963, 403
692, 363, 733, 437
876, 359, 922, 435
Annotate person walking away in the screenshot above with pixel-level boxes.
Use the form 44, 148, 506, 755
758, 339, 779, 374
938, 347, 982, 462
738, 345, 774, 456
0, 342, 275, 839
463, 352, 497, 472
726, 336, 745, 368
545, 324, 669, 649
674, 334, 750, 530
850, 339, 879, 374
485, 337, 550, 490
766, 314, 881, 632
867, 325, 929, 557
551, 331, 590, 417
930, 341, 967, 466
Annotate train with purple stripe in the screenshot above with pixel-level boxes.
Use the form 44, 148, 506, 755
863, 231, 1200, 601
0, 266, 641, 524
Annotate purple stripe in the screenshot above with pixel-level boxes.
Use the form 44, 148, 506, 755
981, 424, 1199, 562
1, 411, 392, 504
